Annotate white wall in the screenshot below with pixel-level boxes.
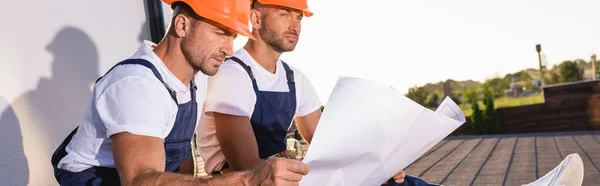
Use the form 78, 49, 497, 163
0, 1, 154, 185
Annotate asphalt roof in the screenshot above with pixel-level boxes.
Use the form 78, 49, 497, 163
404, 131, 600, 186
194, 131, 600, 185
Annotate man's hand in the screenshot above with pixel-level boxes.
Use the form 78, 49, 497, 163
246, 157, 309, 185
385, 170, 406, 184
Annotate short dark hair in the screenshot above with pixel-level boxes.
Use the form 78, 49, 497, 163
171, 2, 201, 21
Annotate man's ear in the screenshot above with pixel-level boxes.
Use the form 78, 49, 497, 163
250, 9, 261, 30
172, 14, 190, 37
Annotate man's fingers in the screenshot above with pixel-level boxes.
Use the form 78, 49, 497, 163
393, 171, 406, 179
394, 176, 405, 183
282, 159, 309, 175
274, 168, 304, 182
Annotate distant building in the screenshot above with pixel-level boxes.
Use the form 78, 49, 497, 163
532, 79, 542, 88
505, 85, 525, 97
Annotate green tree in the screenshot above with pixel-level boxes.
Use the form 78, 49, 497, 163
470, 94, 484, 135
484, 78, 510, 98
546, 72, 560, 84
461, 87, 478, 104
483, 86, 501, 134
406, 86, 429, 106
425, 92, 440, 108
558, 60, 584, 83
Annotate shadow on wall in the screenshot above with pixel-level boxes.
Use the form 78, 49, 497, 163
0, 96, 28, 186
0, 26, 99, 185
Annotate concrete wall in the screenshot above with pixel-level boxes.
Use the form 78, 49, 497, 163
0, 1, 154, 185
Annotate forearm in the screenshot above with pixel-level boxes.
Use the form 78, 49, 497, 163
214, 112, 263, 171
221, 140, 263, 171
295, 109, 321, 144
129, 170, 249, 186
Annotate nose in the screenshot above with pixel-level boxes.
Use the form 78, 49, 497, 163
221, 37, 234, 57
289, 19, 300, 34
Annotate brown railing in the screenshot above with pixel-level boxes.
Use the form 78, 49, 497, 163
450, 80, 600, 136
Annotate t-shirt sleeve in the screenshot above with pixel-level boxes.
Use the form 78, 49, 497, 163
96, 77, 176, 138
203, 63, 256, 118
295, 70, 322, 117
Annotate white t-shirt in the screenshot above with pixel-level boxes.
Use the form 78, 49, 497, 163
196, 48, 322, 173
57, 41, 207, 172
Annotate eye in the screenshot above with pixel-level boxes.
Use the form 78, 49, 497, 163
281, 12, 289, 18
297, 15, 303, 21
216, 30, 235, 37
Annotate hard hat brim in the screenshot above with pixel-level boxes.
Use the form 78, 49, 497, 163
303, 10, 313, 17
187, 0, 256, 40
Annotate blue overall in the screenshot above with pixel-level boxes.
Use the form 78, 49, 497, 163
50, 59, 198, 186
213, 57, 295, 173
230, 57, 296, 159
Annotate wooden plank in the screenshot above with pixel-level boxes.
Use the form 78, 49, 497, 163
501, 112, 588, 125
543, 81, 600, 100
545, 94, 593, 103
497, 103, 586, 116
505, 122, 591, 134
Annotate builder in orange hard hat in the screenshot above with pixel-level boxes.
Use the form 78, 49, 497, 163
51, 0, 309, 185
195, 0, 401, 184
195, 0, 414, 184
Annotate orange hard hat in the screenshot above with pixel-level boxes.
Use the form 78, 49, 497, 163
256, 0, 313, 17
162, 0, 256, 40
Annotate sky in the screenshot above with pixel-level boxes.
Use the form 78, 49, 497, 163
232, 0, 600, 104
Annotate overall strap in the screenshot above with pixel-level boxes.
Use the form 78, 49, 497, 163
190, 78, 197, 102
280, 61, 296, 92
228, 56, 259, 92
96, 58, 178, 103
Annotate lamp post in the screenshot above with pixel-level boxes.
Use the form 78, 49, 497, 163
536, 44, 544, 87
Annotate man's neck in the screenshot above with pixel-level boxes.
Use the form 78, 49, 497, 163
152, 38, 197, 87
243, 40, 282, 74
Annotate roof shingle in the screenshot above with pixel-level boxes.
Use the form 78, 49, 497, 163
405, 131, 600, 186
